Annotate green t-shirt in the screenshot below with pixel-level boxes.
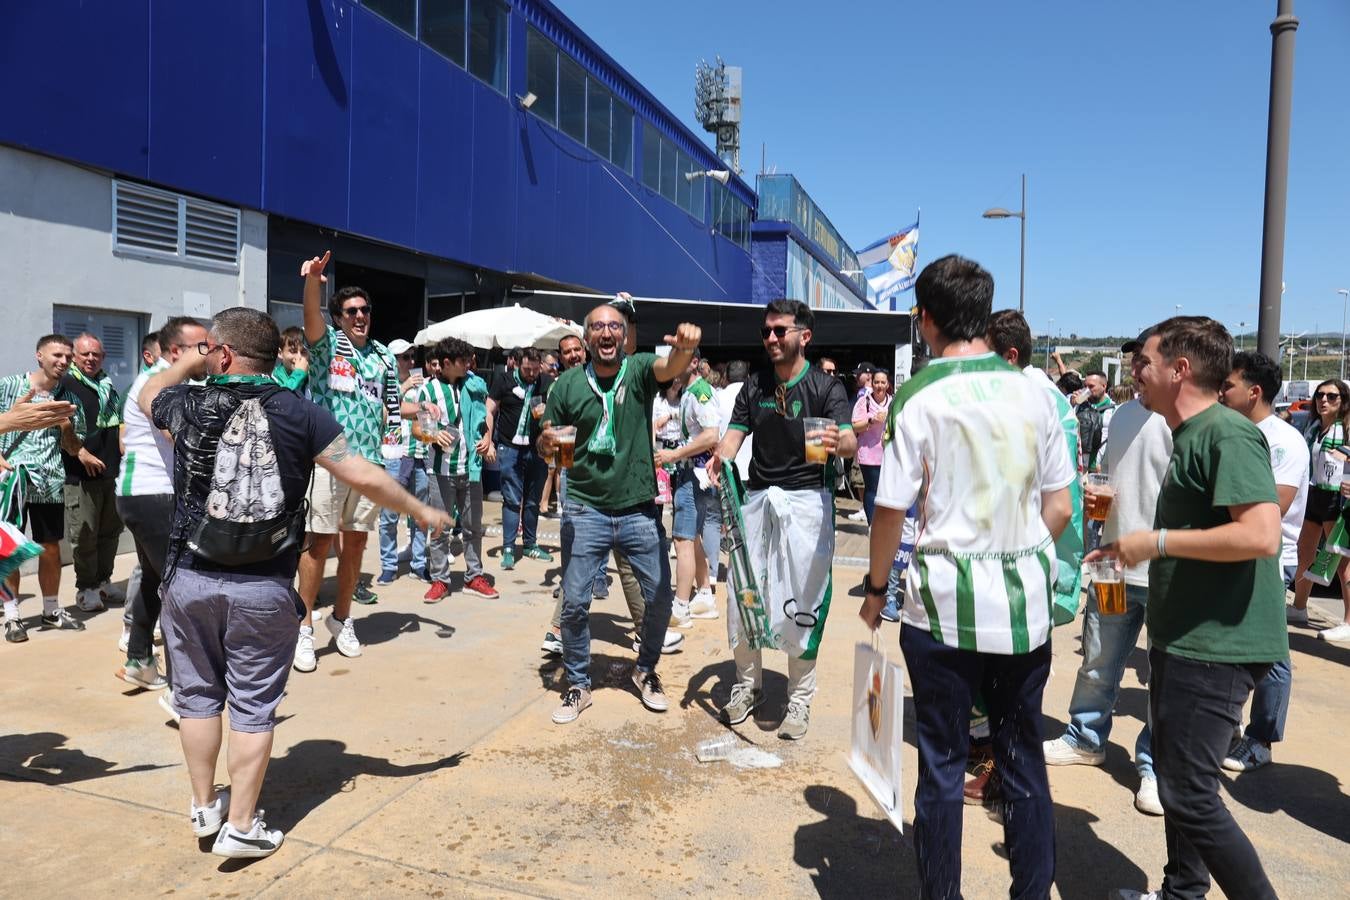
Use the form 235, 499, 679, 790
544, 352, 660, 511
1147, 403, 1288, 663
307, 325, 394, 464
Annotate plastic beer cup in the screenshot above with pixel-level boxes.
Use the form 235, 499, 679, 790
1087, 559, 1126, 615
553, 425, 577, 469
803, 417, 832, 465
1085, 473, 1115, 522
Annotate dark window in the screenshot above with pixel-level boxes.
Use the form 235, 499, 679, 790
641, 124, 661, 191
467, 0, 507, 92
525, 27, 557, 126
558, 55, 586, 143
611, 101, 634, 174
421, 0, 466, 65
661, 139, 678, 204
364, 0, 416, 35
689, 169, 705, 221
676, 151, 692, 213
587, 80, 611, 159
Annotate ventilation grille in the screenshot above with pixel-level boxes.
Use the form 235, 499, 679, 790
113, 180, 239, 268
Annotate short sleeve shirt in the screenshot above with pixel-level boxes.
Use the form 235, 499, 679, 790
490, 371, 552, 447
677, 377, 721, 467
728, 364, 853, 491
1257, 414, 1309, 568
417, 378, 470, 477
852, 392, 891, 467
0, 373, 86, 504
153, 382, 343, 579
307, 325, 394, 464
1148, 403, 1288, 663
543, 353, 660, 511
118, 359, 175, 497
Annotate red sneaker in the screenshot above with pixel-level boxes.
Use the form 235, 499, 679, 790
463, 575, 499, 599
423, 581, 451, 603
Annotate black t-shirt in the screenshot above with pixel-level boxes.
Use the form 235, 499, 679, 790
729, 364, 854, 491
490, 370, 553, 446
60, 373, 121, 484
153, 382, 342, 578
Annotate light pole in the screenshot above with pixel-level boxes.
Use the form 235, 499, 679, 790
982, 173, 1027, 313
1236, 322, 1248, 350
1338, 289, 1349, 379
1046, 317, 1055, 369
1257, 0, 1299, 359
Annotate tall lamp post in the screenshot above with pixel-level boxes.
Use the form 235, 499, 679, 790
1339, 289, 1349, 379
1237, 321, 1248, 350
982, 173, 1027, 313
1046, 317, 1055, 369
1256, 0, 1300, 358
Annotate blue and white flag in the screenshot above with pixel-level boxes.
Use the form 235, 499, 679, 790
858, 219, 919, 310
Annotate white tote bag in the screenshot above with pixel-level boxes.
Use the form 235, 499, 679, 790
848, 639, 905, 833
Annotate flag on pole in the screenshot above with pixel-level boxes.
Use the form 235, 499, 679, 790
858, 218, 920, 310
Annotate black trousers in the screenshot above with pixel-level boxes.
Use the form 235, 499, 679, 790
1149, 648, 1277, 900
900, 624, 1055, 900
116, 494, 174, 664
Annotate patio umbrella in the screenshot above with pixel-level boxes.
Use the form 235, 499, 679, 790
414, 304, 583, 351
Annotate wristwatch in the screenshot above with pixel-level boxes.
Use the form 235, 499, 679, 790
862, 573, 886, 597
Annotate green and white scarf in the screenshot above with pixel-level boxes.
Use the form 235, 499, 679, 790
69, 367, 122, 429
583, 358, 627, 457
511, 371, 536, 446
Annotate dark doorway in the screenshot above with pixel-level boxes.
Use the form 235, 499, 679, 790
334, 263, 425, 346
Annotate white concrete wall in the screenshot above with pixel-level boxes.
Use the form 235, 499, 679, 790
0, 144, 267, 365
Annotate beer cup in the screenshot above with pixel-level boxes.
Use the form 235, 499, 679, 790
416, 408, 439, 443
803, 417, 832, 465
1087, 559, 1127, 615
1084, 473, 1115, 522
552, 425, 577, 469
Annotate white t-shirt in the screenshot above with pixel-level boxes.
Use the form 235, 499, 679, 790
653, 394, 682, 444
716, 381, 752, 480
1101, 400, 1173, 587
117, 359, 175, 497
877, 353, 1075, 654
1257, 414, 1310, 568
677, 377, 720, 466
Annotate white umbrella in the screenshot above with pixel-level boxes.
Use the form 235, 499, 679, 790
414, 304, 583, 350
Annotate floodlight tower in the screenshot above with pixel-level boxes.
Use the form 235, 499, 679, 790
694, 57, 742, 174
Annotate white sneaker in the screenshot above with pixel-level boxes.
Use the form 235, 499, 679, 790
190, 788, 231, 837
1110, 891, 1160, 900
632, 630, 685, 655
1319, 623, 1350, 642
847, 509, 868, 523
293, 626, 317, 672
118, 623, 131, 653
689, 589, 719, 619
669, 599, 693, 629
117, 656, 168, 690
153, 620, 162, 643
158, 690, 181, 724
211, 813, 284, 859
1134, 776, 1163, 816
326, 614, 362, 658
76, 588, 105, 612
1042, 736, 1106, 766
98, 581, 125, 604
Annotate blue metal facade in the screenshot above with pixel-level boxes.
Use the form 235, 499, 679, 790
1, 0, 754, 302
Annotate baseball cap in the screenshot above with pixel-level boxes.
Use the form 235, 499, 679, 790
387, 338, 414, 356
1120, 327, 1155, 355
853, 362, 877, 376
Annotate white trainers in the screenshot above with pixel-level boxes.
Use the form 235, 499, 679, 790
1319, 623, 1350, 642
1042, 736, 1106, 766
847, 509, 868, 523
293, 626, 317, 672
689, 589, 719, 619
211, 813, 284, 859
1286, 605, 1309, 626
1134, 776, 1163, 816
76, 588, 105, 612
190, 788, 231, 837
669, 599, 693, 629
118, 623, 131, 653
326, 614, 362, 658
632, 629, 685, 654
98, 581, 125, 604
117, 656, 168, 690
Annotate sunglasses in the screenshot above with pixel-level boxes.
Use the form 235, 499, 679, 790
774, 383, 789, 416
341, 305, 371, 318
760, 325, 805, 340
1315, 391, 1343, 402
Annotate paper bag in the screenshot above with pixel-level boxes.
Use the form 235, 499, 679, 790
848, 640, 905, 832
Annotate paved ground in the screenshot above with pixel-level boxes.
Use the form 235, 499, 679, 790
3, 501, 1348, 898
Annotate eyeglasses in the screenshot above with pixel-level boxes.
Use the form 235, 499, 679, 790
196, 341, 226, 356
1315, 392, 1343, 402
587, 321, 626, 334
760, 325, 805, 340
341, 305, 371, 318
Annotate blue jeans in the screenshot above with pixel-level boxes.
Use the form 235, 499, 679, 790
859, 463, 881, 523
671, 467, 721, 583
1243, 565, 1295, 745
557, 469, 608, 599
560, 502, 673, 688
1063, 582, 1153, 777
378, 457, 428, 575
497, 442, 547, 553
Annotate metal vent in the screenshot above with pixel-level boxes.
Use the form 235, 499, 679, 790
184, 199, 240, 264
113, 180, 240, 269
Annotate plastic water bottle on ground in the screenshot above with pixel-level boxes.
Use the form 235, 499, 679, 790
695, 734, 737, 762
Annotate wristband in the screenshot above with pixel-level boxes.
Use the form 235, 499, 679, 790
1157, 528, 1168, 559
863, 573, 887, 596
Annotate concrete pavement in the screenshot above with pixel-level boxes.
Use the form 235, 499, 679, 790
2, 502, 1348, 898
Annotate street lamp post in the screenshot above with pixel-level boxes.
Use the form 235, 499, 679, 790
982, 173, 1027, 313
1257, 0, 1299, 359
1046, 317, 1055, 369
1338, 289, 1349, 380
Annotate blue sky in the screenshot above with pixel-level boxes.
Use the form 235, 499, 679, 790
559, 0, 1350, 338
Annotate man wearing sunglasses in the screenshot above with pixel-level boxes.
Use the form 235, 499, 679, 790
537, 303, 701, 724
295, 250, 399, 673
709, 299, 857, 740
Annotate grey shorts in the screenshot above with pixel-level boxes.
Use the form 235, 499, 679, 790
161, 568, 303, 733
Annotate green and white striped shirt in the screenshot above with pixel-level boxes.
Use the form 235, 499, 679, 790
877, 354, 1076, 655
416, 378, 467, 477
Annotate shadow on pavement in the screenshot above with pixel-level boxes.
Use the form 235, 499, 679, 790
793, 784, 909, 898
347, 611, 458, 647
0, 732, 172, 785
1052, 801, 1150, 898
1288, 631, 1350, 666
681, 659, 787, 721
1223, 763, 1350, 844
262, 739, 466, 833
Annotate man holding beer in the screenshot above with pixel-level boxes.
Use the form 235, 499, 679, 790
710, 299, 856, 740
537, 304, 701, 724
861, 256, 1073, 897
1095, 317, 1284, 900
